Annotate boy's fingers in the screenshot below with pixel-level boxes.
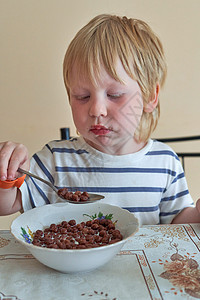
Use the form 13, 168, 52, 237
0, 141, 16, 180
7, 144, 29, 180
0, 142, 29, 180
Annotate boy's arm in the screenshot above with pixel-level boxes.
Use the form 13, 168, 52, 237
0, 187, 23, 215
172, 199, 200, 224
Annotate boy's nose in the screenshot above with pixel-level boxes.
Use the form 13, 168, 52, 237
89, 98, 107, 118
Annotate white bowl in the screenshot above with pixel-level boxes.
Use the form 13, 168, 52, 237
11, 203, 139, 273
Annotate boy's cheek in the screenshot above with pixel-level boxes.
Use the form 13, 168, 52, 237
115, 99, 143, 131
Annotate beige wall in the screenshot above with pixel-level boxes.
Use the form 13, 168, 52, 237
1, 0, 200, 229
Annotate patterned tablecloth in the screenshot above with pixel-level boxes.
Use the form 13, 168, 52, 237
0, 224, 200, 300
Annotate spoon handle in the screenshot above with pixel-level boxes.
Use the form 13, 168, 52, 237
18, 168, 105, 203
18, 167, 58, 193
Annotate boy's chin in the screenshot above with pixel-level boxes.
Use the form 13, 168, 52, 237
86, 135, 135, 155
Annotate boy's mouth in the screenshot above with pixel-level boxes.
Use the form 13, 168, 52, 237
90, 125, 111, 135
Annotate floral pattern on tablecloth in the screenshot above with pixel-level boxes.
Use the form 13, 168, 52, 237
143, 225, 189, 249
0, 236, 10, 248
145, 225, 200, 298
159, 246, 200, 297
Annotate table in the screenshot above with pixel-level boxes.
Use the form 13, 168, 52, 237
0, 224, 200, 300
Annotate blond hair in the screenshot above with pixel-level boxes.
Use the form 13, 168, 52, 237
63, 14, 167, 142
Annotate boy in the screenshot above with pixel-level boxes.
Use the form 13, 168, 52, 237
0, 14, 199, 225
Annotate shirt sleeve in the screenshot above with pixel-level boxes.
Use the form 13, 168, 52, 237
159, 156, 194, 224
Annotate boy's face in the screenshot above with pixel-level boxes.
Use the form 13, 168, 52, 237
69, 60, 145, 155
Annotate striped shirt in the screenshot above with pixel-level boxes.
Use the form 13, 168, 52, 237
20, 136, 194, 225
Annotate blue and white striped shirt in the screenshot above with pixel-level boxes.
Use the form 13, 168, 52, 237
20, 136, 194, 225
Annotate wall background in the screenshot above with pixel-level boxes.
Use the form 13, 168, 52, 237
1, 0, 200, 228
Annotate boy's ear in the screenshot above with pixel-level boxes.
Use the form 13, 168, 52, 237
143, 84, 160, 113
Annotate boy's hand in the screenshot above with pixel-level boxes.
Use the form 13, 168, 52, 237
0, 141, 30, 181
196, 199, 200, 214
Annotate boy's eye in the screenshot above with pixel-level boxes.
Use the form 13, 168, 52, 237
107, 93, 123, 99
75, 95, 90, 100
